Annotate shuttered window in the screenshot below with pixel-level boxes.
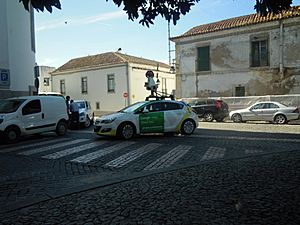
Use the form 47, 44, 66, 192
197, 46, 210, 71
251, 40, 269, 67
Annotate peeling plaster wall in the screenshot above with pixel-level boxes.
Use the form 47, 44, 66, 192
174, 17, 300, 98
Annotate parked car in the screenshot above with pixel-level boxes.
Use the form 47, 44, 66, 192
74, 100, 94, 128
94, 100, 198, 139
229, 101, 300, 124
190, 98, 229, 122
0, 96, 69, 143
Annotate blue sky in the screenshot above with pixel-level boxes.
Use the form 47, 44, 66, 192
35, 0, 300, 68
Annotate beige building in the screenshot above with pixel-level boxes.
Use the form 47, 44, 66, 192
51, 51, 175, 113
171, 6, 300, 98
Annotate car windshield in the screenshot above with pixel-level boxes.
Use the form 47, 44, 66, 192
76, 102, 86, 109
0, 99, 26, 113
118, 102, 146, 113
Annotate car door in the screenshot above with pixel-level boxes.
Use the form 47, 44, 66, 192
139, 102, 165, 133
21, 99, 45, 134
260, 103, 279, 121
164, 102, 185, 132
246, 103, 265, 121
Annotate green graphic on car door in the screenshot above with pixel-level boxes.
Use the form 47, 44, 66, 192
139, 112, 164, 133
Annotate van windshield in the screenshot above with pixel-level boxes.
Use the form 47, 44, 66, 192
0, 99, 26, 113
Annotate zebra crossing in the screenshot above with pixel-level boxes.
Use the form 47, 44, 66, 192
0, 137, 259, 172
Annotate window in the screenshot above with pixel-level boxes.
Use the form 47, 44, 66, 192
107, 74, 115, 93
43, 78, 50, 86
165, 102, 183, 110
146, 102, 166, 112
197, 46, 210, 71
235, 86, 245, 97
162, 78, 167, 94
60, 80, 66, 95
96, 102, 100, 110
22, 100, 41, 115
251, 39, 268, 67
81, 77, 88, 94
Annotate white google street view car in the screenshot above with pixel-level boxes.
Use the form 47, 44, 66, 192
229, 101, 300, 124
94, 100, 198, 139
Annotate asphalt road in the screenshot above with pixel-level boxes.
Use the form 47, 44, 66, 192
0, 122, 299, 224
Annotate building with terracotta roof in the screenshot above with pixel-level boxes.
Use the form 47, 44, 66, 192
50, 51, 175, 112
170, 6, 300, 98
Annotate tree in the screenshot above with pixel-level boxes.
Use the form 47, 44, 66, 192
20, 0, 293, 27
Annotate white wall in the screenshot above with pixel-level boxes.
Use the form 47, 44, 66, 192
129, 63, 175, 103
0, 0, 35, 96
51, 65, 128, 112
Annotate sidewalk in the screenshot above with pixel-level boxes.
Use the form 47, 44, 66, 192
1, 150, 299, 225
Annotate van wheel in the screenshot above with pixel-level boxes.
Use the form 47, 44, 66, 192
4, 126, 20, 143
84, 116, 91, 128
181, 119, 196, 135
117, 122, 135, 140
56, 121, 68, 136
203, 112, 214, 122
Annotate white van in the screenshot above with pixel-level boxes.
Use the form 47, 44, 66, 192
0, 96, 69, 143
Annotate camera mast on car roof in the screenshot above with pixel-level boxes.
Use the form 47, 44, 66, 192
144, 70, 174, 101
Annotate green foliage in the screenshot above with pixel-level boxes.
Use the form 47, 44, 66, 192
20, 0, 292, 26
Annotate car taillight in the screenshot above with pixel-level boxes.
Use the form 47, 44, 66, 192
293, 108, 299, 113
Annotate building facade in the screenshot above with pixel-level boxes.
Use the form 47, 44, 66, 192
0, 0, 36, 99
38, 66, 56, 93
171, 6, 300, 98
51, 52, 175, 113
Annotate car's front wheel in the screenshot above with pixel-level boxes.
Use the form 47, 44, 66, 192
274, 114, 287, 124
84, 116, 91, 128
181, 119, 196, 135
232, 113, 242, 123
117, 122, 135, 140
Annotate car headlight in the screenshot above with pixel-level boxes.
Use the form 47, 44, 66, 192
101, 118, 116, 124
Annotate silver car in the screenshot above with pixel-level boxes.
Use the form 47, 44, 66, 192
229, 101, 300, 124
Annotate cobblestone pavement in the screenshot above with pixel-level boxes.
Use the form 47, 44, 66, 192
0, 149, 299, 225
0, 124, 299, 224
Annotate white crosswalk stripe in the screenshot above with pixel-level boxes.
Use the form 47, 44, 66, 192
70, 141, 136, 164
42, 141, 108, 159
19, 139, 88, 156
201, 146, 226, 161
1, 138, 70, 153
105, 143, 162, 168
143, 145, 192, 171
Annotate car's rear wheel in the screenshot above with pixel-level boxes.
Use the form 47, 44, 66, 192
203, 112, 214, 122
117, 122, 135, 140
274, 114, 287, 124
4, 126, 20, 143
56, 121, 68, 136
181, 119, 196, 135
232, 113, 242, 123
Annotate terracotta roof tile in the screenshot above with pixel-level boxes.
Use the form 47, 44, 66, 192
53, 52, 170, 73
171, 6, 300, 40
